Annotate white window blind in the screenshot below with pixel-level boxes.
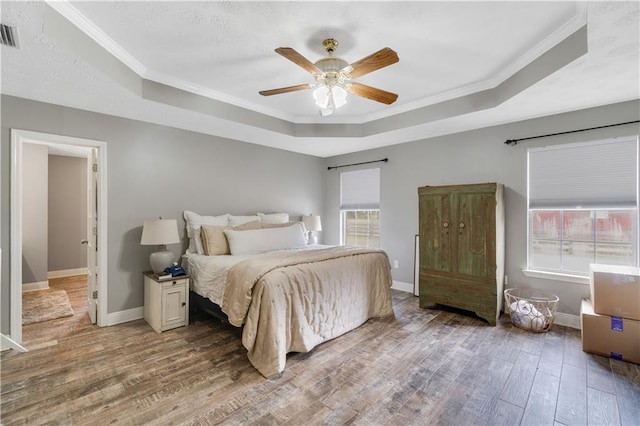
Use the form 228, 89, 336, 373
340, 168, 380, 210
528, 137, 639, 208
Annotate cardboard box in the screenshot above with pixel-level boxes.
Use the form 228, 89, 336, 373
581, 299, 640, 365
590, 264, 640, 321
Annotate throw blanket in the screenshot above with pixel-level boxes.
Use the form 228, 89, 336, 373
222, 246, 394, 377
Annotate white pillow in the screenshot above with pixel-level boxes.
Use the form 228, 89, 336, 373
183, 211, 229, 254
257, 212, 290, 224
224, 223, 307, 255
228, 214, 260, 226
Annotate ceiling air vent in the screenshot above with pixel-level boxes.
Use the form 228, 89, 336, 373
1, 24, 20, 49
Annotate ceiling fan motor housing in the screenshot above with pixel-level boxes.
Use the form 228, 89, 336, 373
314, 57, 349, 73
315, 38, 350, 87
315, 56, 350, 89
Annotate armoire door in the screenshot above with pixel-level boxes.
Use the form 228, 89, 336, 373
419, 190, 452, 274
455, 188, 497, 279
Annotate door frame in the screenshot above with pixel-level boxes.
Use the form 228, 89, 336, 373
10, 129, 108, 343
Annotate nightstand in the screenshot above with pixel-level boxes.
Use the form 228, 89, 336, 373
143, 271, 189, 333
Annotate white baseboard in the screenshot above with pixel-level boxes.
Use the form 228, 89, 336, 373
554, 312, 581, 330
1, 333, 27, 352
391, 279, 581, 329
48, 268, 88, 279
106, 307, 144, 326
392, 280, 414, 293
22, 281, 49, 292
96, 287, 584, 331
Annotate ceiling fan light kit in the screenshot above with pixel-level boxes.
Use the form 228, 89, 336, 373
313, 85, 348, 116
260, 38, 399, 116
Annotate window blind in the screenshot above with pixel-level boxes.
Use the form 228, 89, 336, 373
340, 168, 380, 210
528, 136, 638, 208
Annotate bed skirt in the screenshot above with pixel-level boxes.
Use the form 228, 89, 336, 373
189, 291, 234, 326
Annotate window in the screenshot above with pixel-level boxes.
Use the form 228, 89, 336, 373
527, 136, 639, 277
340, 168, 380, 248
342, 210, 380, 247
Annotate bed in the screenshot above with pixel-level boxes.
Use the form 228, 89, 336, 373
181, 211, 394, 377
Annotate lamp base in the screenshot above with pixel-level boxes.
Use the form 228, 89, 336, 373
149, 250, 174, 274
308, 232, 318, 245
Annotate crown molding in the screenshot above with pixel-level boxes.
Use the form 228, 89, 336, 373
45, 0, 298, 122
46, 1, 147, 77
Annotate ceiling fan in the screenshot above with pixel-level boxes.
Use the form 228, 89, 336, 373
259, 38, 399, 116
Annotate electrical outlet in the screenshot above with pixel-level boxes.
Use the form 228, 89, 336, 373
505, 275, 509, 286
393, 260, 399, 269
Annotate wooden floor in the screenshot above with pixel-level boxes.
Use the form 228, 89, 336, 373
17, 275, 92, 350
1, 278, 639, 425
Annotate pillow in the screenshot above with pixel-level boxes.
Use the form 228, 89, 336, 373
257, 212, 290, 224
228, 214, 260, 226
224, 223, 307, 255
261, 221, 304, 230
201, 221, 261, 256
183, 211, 229, 254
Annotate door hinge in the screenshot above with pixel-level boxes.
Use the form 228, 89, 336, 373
92, 290, 98, 299
92, 226, 97, 236
93, 163, 98, 172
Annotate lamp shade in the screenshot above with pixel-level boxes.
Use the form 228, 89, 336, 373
141, 219, 180, 246
302, 215, 322, 232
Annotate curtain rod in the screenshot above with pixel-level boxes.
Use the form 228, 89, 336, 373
504, 120, 640, 146
327, 158, 388, 171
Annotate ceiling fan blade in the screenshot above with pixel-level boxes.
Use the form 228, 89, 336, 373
259, 83, 313, 96
348, 47, 399, 78
348, 83, 398, 105
275, 47, 323, 75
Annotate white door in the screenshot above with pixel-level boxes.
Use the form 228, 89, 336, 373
86, 148, 98, 324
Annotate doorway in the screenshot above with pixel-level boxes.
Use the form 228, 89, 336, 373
10, 129, 108, 344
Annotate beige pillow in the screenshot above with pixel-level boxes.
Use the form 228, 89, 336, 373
201, 220, 261, 255
183, 210, 229, 254
261, 221, 299, 229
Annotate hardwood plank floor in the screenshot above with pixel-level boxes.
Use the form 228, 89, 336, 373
2, 279, 639, 425
18, 274, 92, 351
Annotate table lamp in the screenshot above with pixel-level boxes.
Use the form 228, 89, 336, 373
141, 218, 180, 274
302, 215, 322, 245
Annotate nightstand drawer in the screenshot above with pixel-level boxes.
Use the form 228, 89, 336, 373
161, 278, 188, 289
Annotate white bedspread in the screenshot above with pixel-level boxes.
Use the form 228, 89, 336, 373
182, 253, 247, 305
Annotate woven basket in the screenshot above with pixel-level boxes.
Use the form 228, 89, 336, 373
504, 288, 559, 332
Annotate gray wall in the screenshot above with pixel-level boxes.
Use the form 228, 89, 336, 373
2, 94, 638, 335
1, 95, 325, 333
22, 143, 48, 285
48, 155, 88, 272
323, 100, 640, 316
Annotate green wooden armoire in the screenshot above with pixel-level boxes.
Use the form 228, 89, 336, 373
418, 183, 505, 325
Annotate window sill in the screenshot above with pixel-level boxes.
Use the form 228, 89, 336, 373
522, 269, 589, 285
